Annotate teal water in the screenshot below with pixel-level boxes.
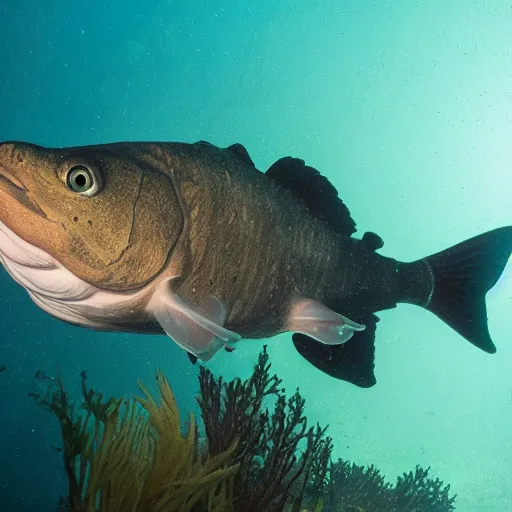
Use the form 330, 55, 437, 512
0, 1, 511, 510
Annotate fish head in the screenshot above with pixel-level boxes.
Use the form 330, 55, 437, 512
0, 141, 184, 292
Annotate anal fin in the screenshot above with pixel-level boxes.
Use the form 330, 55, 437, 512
293, 314, 379, 388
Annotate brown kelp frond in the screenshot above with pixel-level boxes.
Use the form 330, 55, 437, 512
32, 369, 100, 510
33, 370, 154, 511
33, 369, 238, 512
197, 346, 333, 512
136, 370, 238, 512
85, 396, 154, 512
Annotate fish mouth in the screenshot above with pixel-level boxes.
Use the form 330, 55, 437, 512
0, 164, 48, 218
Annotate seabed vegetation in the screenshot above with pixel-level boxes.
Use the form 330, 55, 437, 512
29, 347, 456, 512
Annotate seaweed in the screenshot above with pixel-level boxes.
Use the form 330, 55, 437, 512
31, 348, 457, 512
32, 369, 237, 512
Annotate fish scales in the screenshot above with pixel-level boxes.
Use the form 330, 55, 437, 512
0, 140, 511, 386
167, 143, 349, 338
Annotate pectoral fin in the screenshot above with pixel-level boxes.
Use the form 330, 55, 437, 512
288, 299, 365, 345
148, 280, 241, 361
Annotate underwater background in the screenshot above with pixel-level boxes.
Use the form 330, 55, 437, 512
0, 0, 511, 510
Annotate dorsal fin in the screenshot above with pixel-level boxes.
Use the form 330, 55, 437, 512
194, 140, 255, 168
195, 140, 216, 148
362, 231, 384, 252
266, 157, 356, 237
227, 143, 255, 167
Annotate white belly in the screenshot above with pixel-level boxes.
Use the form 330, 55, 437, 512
0, 220, 155, 331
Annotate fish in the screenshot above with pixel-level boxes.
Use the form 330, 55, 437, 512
0, 140, 511, 388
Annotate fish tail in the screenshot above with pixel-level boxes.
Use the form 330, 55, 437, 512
398, 226, 512, 352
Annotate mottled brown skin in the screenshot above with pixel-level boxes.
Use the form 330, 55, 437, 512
0, 141, 414, 339
162, 142, 405, 338
0, 142, 183, 290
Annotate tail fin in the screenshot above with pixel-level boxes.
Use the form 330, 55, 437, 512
402, 227, 512, 353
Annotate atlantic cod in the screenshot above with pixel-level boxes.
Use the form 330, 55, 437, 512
0, 140, 511, 387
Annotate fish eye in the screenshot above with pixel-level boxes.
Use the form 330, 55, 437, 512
66, 165, 102, 197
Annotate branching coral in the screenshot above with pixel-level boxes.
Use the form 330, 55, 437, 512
322, 459, 392, 511
393, 466, 456, 512
321, 459, 456, 512
32, 347, 457, 512
196, 346, 332, 512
